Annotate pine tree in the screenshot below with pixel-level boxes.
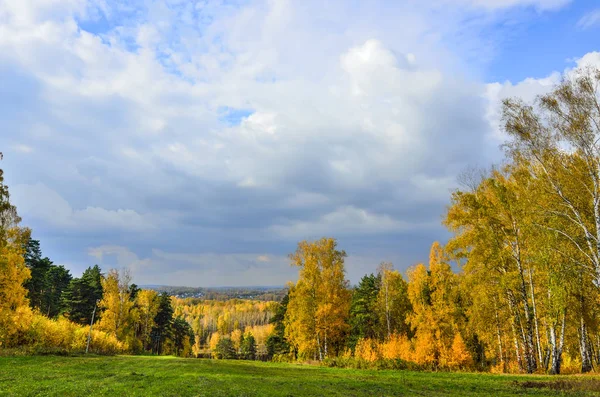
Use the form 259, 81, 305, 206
240, 333, 257, 360
347, 273, 381, 350
62, 265, 103, 325
151, 292, 174, 354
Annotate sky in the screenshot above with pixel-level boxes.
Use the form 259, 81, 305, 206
1, 0, 600, 287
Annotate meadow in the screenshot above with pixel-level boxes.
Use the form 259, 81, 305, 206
1, 355, 599, 397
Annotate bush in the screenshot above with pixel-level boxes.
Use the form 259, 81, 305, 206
22, 314, 125, 355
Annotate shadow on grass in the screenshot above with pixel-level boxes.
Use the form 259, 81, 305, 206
515, 379, 600, 392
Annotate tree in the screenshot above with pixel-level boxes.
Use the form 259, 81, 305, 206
23, 239, 72, 318
347, 273, 381, 350
214, 337, 236, 359
62, 265, 103, 325
445, 167, 542, 373
134, 289, 159, 351
266, 292, 290, 358
172, 316, 195, 357
376, 263, 412, 339
0, 153, 32, 346
23, 239, 51, 311
240, 332, 257, 360
284, 238, 351, 360
97, 269, 135, 343
502, 67, 600, 372
407, 243, 468, 369
43, 265, 72, 318
151, 292, 174, 354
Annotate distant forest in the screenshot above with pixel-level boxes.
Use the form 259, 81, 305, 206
145, 285, 287, 302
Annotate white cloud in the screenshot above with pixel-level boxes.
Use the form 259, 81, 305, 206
0, 0, 582, 285
577, 9, 600, 30
11, 183, 154, 232
484, 52, 600, 144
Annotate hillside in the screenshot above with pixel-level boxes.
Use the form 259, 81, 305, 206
1, 355, 599, 397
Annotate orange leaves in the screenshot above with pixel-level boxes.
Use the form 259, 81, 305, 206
447, 333, 473, 369
354, 338, 380, 362
380, 334, 412, 361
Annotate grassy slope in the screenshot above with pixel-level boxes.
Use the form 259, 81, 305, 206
0, 355, 598, 397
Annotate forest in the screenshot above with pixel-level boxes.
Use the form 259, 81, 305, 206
2, 67, 600, 377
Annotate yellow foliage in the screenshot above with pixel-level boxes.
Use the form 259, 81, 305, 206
354, 338, 380, 362
244, 324, 274, 356
231, 329, 243, 352
209, 332, 220, 355
97, 269, 135, 343
412, 331, 437, 366
445, 333, 472, 369
285, 238, 351, 360
0, 227, 32, 347
380, 334, 412, 361
26, 314, 125, 354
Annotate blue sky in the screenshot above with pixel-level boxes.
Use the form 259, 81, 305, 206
1, 0, 600, 286
486, 0, 600, 81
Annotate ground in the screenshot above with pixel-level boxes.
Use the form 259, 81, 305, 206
1, 355, 599, 396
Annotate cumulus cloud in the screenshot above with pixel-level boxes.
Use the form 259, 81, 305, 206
0, 0, 585, 286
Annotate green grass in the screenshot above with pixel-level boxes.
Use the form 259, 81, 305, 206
0, 355, 599, 396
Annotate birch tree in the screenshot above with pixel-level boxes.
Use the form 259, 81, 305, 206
284, 238, 350, 360
502, 67, 600, 372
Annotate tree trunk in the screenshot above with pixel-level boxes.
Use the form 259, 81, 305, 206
549, 310, 566, 375
516, 259, 537, 373
494, 298, 505, 371
507, 293, 523, 371
580, 316, 593, 373
316, 332, 323, 361
528, 268, 543, 366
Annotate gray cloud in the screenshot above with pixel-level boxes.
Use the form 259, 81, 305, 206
0, 0, 576, 286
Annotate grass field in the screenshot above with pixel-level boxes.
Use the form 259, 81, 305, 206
1, 355, 600, 396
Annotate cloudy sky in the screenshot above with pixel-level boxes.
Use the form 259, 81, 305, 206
2, 0, 600, 287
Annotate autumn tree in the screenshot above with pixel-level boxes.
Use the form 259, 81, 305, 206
407, 242, 468, 369
134, 289, 159, 350
376, 263, 412, 339
502, 67, 600, 372
284, 238, 351, 360
0, 153, 32, 346
97, 269, 135, 344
